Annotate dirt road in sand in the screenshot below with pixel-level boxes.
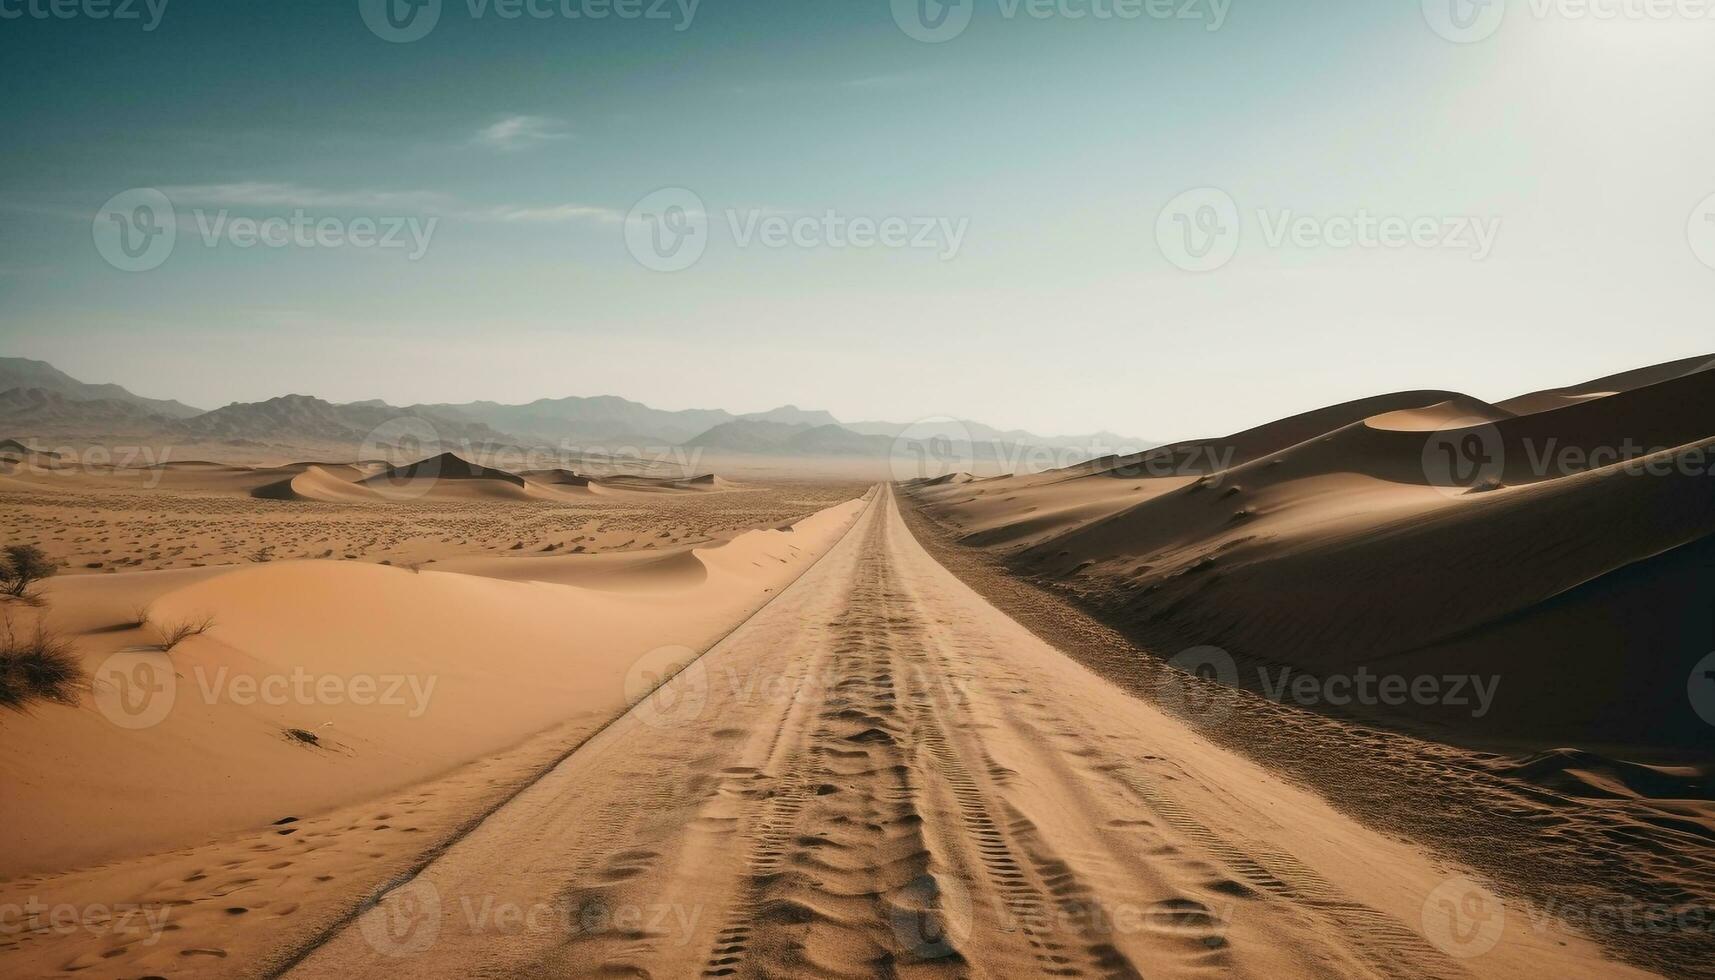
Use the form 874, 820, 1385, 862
282, 487, 1649, 980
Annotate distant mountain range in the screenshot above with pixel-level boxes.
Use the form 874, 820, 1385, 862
0, 357, 202, 419
0, 357, 1151, 462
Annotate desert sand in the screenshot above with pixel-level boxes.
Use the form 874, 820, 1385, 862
907, 355, 1715, 756
284, 489, 1647, 979
0, 475, 867, 976
2, 357, 1710, 980
0, 456, 863, 574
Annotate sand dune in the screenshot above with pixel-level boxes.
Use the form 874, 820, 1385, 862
0, 496, 866, 977
0, 451, 742, 505
0, 461, 866, 577
1364, 394, 1515, 431
250, 464, 381, 502
1495, 352, 1713, 415
517, 467, 602, 492
4, 495, 865, 875
908, 356, 1715, 758
599, 472, 739, 492
357, 452, 533, 500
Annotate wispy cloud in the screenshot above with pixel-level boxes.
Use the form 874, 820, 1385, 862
473, 115, 570, 151
483, 204, 624, 224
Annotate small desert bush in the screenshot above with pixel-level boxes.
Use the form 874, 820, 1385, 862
0, 616, 82, 709
0, 544, 58, 603
155, 614, 216, 652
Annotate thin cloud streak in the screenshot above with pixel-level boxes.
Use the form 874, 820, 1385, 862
473, 114, 570, 151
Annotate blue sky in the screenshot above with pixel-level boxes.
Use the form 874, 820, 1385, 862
1, 0, 1712, 439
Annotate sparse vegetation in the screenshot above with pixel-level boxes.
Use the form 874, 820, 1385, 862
0, 544, 58, 602
248, 545, 275, 563
0, 615, 82, 709
155, 614, 216, 652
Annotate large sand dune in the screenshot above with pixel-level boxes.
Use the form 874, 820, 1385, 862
908, 356, 1715, 757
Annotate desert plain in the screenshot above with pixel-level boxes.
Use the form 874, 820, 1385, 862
0, 354, 1711, 980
